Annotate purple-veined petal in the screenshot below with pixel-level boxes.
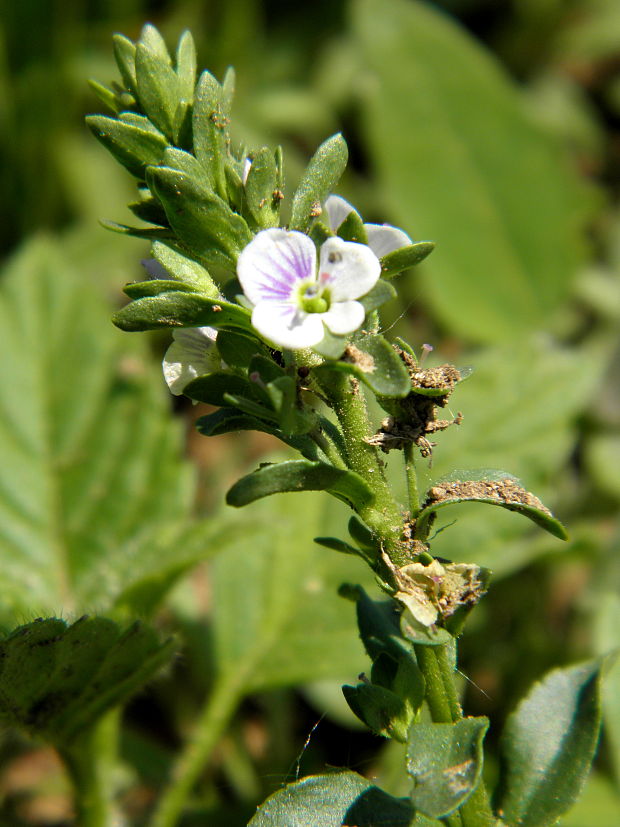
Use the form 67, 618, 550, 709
251, 300, 325, 349
319, 237, 380, 302
321, 300, 365, 336
365, 224, 412, 258
163, 326, 219, 395
324, 194, 359, 232
238, 229, 316, 307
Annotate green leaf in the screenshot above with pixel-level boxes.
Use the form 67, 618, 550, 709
112, 34, 137, 94
147, 166, 251, 267
184, 372, 261, 407
196, 407, 319, 460
380, 242, 436, 278
209, 493, 374, 692
226, 459, 375, 512
313, 536, 361, 555
112, 292, 252, 333
245, 147, 280, 229
353, 0, 594, 342
345, 585, 414, 662
337, 209, 368, 244
135, 42, 180, 141
416, 471, 568, 541
193, 70, 228, 198
314, 334, 411, 398
175, 30, 197, 103
407, 717, 489, 818
343, 682, 412, 742
248, 770, 414, 826
215, 329, 269, 367
0, 237, 236, 621
0, 617, 173, 745
150, 240, 219, 294
358, 278, 397, 313
86, 115, 169, 180
123, 280, 199, 299
290, 133, 349, 232
498, 659, 604, 827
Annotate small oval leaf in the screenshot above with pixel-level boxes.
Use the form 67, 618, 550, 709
407, 717, 489, 818
226, 459, 374, 512
290, 134, 349, 232
112, 293, 252, 333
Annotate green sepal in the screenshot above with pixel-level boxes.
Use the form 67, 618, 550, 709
245, 147, 280, 229
359, 279, 397, 314
290, 133, 349, 232
216, 330, 269, 367
498, 658, 605, 827
337, 209, 368, 244
151, 241, 219, 294
86, 115, 169, 180
381, 242, 436, 279
196, 407, 319, 460
135, 41, 180, 142
342, 681, 412, 742
183, 372, 261, 407
248, 771, 414, 826
0, 617, 173, 746
175, 30, 197, 103
139, 23, 171, 63
226, 459, 375, 512
112, 34, 137, 95
416, 470, 568, 541
308, 220, 332, 248
112, 293, 252, 333
193, 70, 228, 198
314, 334, 410, 398
147, 166, 251, 268
123, 280, 199, 299
312, 326, 348, 359
407, 717, 489, 818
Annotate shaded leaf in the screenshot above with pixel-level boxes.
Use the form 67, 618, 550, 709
498, 659, 604, 827
248, 770, 414, 826
0, 617, 173, 745
354, 0, 594, 342
407, 718, 489, 818
314, 335, 411, 398
226, 459, 375, 512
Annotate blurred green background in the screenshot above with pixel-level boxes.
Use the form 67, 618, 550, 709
1, 0, 620, 824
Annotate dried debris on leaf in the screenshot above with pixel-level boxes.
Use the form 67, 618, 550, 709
423, 479, 552, 515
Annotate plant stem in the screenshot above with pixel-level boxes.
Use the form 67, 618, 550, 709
415, 644, 497, 827
150, 673, 244, 827
403, 442, 420, 518
314, 371, 406, 560
60, 710, 121, 827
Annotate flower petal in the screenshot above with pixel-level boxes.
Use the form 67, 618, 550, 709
319, 237, 380, 301
321, 300, 365, 336
238, 228, 316, 307
162, 327, 219, 395
251, 301, 325, 349
364, 224, 412, 258
324, 194, 359, 232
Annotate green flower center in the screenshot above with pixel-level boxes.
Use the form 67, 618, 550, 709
299, 281, 330, 314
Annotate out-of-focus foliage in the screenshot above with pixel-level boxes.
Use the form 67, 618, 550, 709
1, 0, 620, 823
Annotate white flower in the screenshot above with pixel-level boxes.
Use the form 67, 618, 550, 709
162, 326, 220, 395
324, 195, 412, 259
237, 228, 381, 349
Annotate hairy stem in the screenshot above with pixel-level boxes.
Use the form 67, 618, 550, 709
314, 371, 407, 561
60, 710, 121, 827
403, 441, 420, 518
150, 674, 244, 827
